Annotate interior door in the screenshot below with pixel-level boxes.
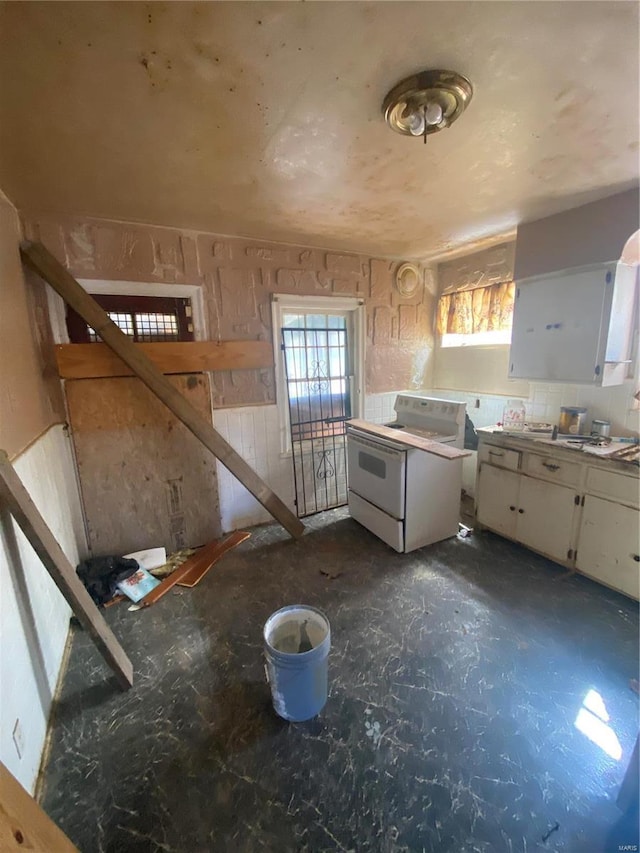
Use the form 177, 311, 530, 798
516, 476, 576, 562
577, 495, 640, 599
476, 464, 519, 537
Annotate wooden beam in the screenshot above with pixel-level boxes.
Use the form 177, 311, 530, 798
55, 340, 274, 379
0, 761, 78, 852
21, 240, 305, 540
0, 451, 133, 690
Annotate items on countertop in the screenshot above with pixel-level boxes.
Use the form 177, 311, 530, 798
558, 406, 588, 435
502, 399, 526, 431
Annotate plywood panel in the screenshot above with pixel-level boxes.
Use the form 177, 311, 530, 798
55, 340, 274, 379
65, 374, 222, 556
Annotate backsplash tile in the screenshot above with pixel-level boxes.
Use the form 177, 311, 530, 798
428, 381, 639, 436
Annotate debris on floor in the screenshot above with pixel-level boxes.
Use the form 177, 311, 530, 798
457, 523, 473, 540
75, 555, 140, 606
319, 566, 343, 579
116, 567, 160, 602
541, 821, 560, 842
139, 531, 251, 607
150, 547, 197, 579
122, 546, 167, 572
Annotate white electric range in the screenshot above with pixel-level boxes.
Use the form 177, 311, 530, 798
347, 395, 469, 552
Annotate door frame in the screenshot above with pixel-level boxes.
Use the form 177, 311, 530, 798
271, 294, 365, 456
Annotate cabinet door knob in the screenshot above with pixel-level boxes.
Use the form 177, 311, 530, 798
518, 508, 525, 514
633, 555, 640, 562
509, 505, 516, 511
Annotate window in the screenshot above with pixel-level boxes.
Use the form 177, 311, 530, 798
66, 294, 194, 343
437, 280, 515, 347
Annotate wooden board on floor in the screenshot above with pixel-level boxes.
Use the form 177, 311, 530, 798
140, 532, 248, 605
55, 340, 274, 379
0, 761, 78, 852
20, 241, 304, 541
177, 530, 250, 587
0, 451, 133, 690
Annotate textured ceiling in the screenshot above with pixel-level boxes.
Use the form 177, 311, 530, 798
0, 1, 638, 259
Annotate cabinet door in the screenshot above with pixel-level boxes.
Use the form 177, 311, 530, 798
509, 264, 614, 383
476, 464, 519, 538
516, 476, 577, 563
577, 496, 640, 600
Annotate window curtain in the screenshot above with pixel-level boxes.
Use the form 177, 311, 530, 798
437, 281, 515, 335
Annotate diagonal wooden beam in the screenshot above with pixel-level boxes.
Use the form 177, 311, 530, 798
0, 451, 133, 689
20, 241, 305, 540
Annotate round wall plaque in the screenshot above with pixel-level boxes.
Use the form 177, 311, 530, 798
395, 262, 422, 298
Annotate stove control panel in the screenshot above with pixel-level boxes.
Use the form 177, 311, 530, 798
394, 395, 465, 419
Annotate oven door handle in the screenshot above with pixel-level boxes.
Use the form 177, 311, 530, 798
347, 428, 407, 455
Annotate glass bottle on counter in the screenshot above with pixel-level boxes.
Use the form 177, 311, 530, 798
502, 399, 526, 431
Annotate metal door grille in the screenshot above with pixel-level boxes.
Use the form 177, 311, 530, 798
281, 324, 351, 517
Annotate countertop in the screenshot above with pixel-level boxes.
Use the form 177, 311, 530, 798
347, 419, 471, 460
478, 426, 640, 474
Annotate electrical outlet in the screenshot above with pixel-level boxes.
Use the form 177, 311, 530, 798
12, 719, 24, 759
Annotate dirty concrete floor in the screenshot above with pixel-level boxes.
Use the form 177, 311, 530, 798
40, 509, 639, 853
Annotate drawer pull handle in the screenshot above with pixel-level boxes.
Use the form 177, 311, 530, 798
542, 462, 560, 471
518, 508, 525, 514
489, 451, 505, 457
509, 505, 516, 511
633, 555, 640, 562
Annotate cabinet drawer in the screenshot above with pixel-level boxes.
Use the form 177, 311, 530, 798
586, 467, 640, 509
478, 444, 521, 471
524, 453, 581, 487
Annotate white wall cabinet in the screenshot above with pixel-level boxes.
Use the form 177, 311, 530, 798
476, 432, 639, 599
509, 262, 636, 386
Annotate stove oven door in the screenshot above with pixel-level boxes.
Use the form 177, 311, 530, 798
347, 429, 406, 518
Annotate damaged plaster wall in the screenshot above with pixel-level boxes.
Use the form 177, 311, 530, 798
0, 191, 85, 792
23, 213, 436, 531
24, 214, 437, 400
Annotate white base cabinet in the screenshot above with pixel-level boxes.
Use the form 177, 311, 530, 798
477, 463, 577, 564
577, 496, 640, 600
476, 431, 639, 599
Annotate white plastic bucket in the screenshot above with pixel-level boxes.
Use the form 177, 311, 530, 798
263, 605, 331, 722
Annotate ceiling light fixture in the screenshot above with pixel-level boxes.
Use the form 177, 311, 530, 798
382, 69, 473, 144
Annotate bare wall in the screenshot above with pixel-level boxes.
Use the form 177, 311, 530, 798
514, 188, 640, 280
23, 214, 436, 401
0, 193, 64, 457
